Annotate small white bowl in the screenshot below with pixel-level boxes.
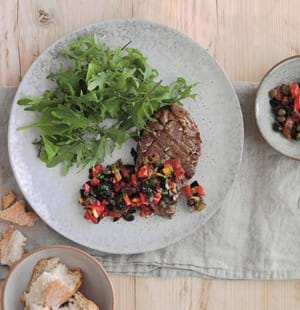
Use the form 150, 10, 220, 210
256, 56, 300, 160
1, 245, 115, 310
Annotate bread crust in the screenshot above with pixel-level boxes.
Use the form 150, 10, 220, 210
23, 257, 83, 309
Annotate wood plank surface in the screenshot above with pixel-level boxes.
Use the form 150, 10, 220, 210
1, 0, 300, 309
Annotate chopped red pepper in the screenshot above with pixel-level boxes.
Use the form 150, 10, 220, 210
83, 183, 90, 193
121, 167, 130, 178
95, 164, 103, 174
132, 198, 141, 205
195, 185, 205, 196
91, 177, 100, 187
283, 117, 294, 140
294, 94, 300, 112
282, 96, 289, 105
109, 211, 122, 218
138, 165, 151, 178
130, 174, 138, 187
182, 185, 192, 199
84, 210, 98, 224
123, 193, 131, 206
140, 206, 153, 217
174, 166, 185, 181
93, 200, 101, 207
139, 192, 148, 205
152, 192, 162, 205
114, 181, 126, 193
164, 159, 185, 181
91, 205, 105, 218
167, 180, 175, 190
289, 83, 300, 98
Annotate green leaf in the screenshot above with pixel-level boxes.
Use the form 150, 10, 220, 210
102, 128, 130, 146
104, 98, 121, 118
51, 106, 90, 129
42, 136, 59, 161
87, 72, 106, 91
86, 62, 98, 81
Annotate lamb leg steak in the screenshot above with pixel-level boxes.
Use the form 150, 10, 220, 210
136, 104, 201, 180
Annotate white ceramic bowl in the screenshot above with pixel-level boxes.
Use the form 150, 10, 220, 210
2, 246, 115, 310
256, 56, 300, 160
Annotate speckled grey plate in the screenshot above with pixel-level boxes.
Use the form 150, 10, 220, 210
256, 56, 300, 160
8, 19, 243, 254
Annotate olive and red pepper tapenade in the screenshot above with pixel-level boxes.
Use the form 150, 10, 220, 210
79, 158, 206, 224
269, 82, 300, 141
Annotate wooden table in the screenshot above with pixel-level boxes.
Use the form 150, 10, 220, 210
1, 1, 300, 309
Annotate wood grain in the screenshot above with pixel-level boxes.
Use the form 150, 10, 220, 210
1, 0, 300, 309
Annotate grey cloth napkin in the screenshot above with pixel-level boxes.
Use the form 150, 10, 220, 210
0, 82, 300, 280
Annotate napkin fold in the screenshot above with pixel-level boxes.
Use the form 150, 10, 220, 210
0, 82, 300, 280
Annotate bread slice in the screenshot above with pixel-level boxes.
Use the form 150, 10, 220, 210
1, 192, 17, 209
58, 292, 99, 310
24, 257, 82, 309
0, 225, 27, 267
0, 200, 38, 226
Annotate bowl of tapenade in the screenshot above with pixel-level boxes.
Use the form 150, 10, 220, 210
256, 56, 300, 160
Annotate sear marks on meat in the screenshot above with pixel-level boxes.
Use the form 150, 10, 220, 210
136, 104, 202, 180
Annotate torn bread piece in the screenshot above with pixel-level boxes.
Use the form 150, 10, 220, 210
1, 191, 17, 209
0, 200, 38, 226
57, 291, 99, 310
24, 257, 82, 309
0, 225, 26, 267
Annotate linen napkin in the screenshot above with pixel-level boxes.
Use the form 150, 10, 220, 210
0, 82, 299, 280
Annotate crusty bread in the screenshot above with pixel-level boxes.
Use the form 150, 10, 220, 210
24, 257, 83, 309
1, 191, 17, 209
0, 225, 26, 267
0, 200, 38, 226
58, 292, 99, 310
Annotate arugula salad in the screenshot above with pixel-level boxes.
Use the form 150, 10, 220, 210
18, 35, 196, 174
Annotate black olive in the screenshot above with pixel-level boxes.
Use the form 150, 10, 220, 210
269, 98, 281, 108
113, 217, 121, 222
117, 204, 126, 211
288, 97, 294, 105
90, 187, 99, 197
80, 189, 88, 198
190, 180, 199, 188
123, 213, 135, 221
106, 204, 114, 211
125, 164, 135, 172
127, 207, 137, 214
273, 122, 282, 132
